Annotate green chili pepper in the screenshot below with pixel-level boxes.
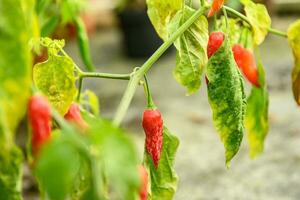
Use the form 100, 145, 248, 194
74, 16, 95, 71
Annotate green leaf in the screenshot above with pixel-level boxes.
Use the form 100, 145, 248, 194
217, 17, 242, 46
0, 1, 35, 199
206, 36, 246, 166
169, 7, 208, 94
81, 89, 100, 116
245, 61, 269, 158
60, 0, 87, 24
144, 127, 179, 200
287, 20, 300, 105
146, 0, 183, 40
41, 15, 60, 37
33, 54, 77, 115
0, 146, 23, 200
241, 0, 271, 46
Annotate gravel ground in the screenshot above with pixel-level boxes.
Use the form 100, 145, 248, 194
23, 16, 300, 200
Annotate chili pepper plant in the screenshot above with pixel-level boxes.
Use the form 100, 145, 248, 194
1, 0, 300, 199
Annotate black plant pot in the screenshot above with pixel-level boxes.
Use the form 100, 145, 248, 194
118, 9, 164, 58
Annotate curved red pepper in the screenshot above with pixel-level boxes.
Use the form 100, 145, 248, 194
208, 0, 225, 17
64, 103, 88, 131
232, 44, 260, 87
28, 95, 52, 156
207, 32, 225, 59
142, 109, 163, 168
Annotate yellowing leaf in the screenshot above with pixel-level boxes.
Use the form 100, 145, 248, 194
33, 55, 77, 115
206, 36, 246, 166
144, 127, 179, 200
169, 7, 208, 94
146, 0, 182, 40
246, 61, 269, 158
241, 0, 271, 46
287, 20, 300, 105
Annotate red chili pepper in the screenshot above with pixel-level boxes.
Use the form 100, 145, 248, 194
232, 44, 260, 87
207, 32, 225, 59
208, 0, 225, 17
138, 165, 148, 200
142, 109, 163, 168
28, 94, 52, 156
64, 103, 88, 130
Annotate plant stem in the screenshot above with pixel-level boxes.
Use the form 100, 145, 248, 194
143, 75, 156, 109
77, 76, 83, 101
113, 5, 209, 126
81, 72, 131, 80
223, 5, 288, 38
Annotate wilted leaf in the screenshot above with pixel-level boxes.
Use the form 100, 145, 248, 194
241, 0, 271, 46
146, 0, 182, 40
144, 127, 179, 200
287, 20, 300, 105
169, 7, 208, 94
246, 61, 269, 158
217, 17, 242, 46
33, 54, 77, 115
206, 36, 246, 166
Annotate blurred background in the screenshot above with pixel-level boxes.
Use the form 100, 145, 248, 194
23, 0, 300, 199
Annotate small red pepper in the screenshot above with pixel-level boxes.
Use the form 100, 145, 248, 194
142, 109, 163, 168
28, 94, 52, 156
64, 103, 88, 131
138, 165, 148, 200
207, 32, 225, 59
208, 0, 225, 17
232, 44, 260, 87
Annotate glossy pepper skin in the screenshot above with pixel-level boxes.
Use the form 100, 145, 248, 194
232, 44, 260, 87
139, 165, 148, 200
142, 109, 163, 168
208, 0, 225, 17
64, 103, 88, 130
28, 95, 52, 156
207, 32, 225, 59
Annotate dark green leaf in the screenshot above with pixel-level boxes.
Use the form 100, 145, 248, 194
146, 0, 183, 40
245, 61, 269, 158
169, 7, 208, 94
144, 127, 179, 200
206, 36, 246, 166
287, 20, 300, 105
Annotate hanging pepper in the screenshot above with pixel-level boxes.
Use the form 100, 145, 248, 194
138, 165, 148, 200
208, 0, 225, 17
142, 76, 163, 168
28, 94, 52, 156
64, 102, 88, 131
207, 32, 225, 58
74, 17, 95, 72
232, 44, 260, 87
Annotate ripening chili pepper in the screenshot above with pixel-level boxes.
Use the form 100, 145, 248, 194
207, 32, 225, 59
208, 0, 225, 17
138, 165, 148, 200
64, 102, 88, 131
74, 17, 95, 72
28, 94, 52, 156
142, 108, 163, 168
232, 44, 260, 87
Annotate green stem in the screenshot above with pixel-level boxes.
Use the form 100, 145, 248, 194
143, 75, 156, 109
223, 5, 288, 38
81, 72, 131, 80
222, 7, 228, 29
77, 76, 83, 102
113, 5, 209, 126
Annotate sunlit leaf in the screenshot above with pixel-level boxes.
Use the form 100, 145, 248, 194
169, 6, 208, 94
287, 20, 300, 105
0, 1, 35, 199
146, 0, 183, 40
245, 61, 269, 158
241, 0, 271, 46
144, 127, 179, 200
33, 54, 77, 115
206, 35, 246, 166
81, 89, 100, 116
217, 17, 242, 46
